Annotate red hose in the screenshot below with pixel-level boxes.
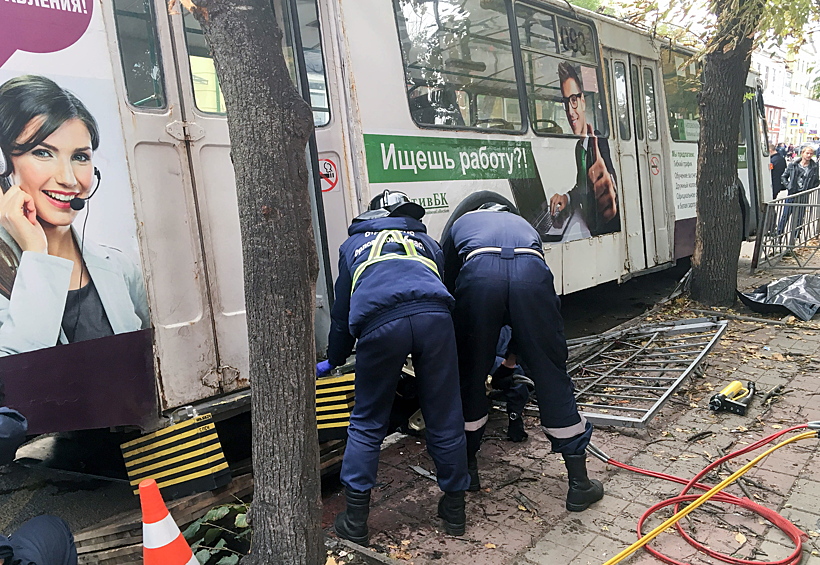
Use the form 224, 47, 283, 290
605, 424, 809, 565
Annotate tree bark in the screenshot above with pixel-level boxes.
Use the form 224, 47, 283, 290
689, 43, 749, 305
184, 1, 322, 564
690, 0, 764, 306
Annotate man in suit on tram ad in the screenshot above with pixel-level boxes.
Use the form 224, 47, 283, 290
441, 202, 604, 513
316, 190, 470, 545
549, 61, 621, 237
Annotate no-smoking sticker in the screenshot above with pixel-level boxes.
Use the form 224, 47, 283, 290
319, 159, 339, 192
650, 156, 660, 176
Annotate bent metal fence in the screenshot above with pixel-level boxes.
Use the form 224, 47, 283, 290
561, 319, 727, 428
751, 186, 820, 272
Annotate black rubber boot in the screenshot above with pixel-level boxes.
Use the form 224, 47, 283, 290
467, 459, 481, 492
563, 453, 604, 512
334, 488, 371, 545
437, 491, 466, 536
507, 413, 528, 442
465, 428, 483, 492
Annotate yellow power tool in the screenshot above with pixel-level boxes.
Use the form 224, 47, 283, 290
709, 380, 756, 415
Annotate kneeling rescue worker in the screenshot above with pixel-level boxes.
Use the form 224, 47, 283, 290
317, 190, 470, 544
442, 201, 604, 512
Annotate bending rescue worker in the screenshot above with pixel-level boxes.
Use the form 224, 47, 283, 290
317, 190, 470, 544
442, 202, 604, 512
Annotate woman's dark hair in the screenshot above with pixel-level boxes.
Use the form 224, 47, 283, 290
0, 75, 100, 182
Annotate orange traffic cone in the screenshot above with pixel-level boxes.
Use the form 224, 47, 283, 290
139, 478, 199, 565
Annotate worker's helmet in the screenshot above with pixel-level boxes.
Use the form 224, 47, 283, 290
368, 190, 425, 220
477, 202, 510, 213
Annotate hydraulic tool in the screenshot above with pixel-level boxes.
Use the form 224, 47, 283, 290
709, 380, 755, 415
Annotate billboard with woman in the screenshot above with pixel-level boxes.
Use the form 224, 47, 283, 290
0, 4, 155, 434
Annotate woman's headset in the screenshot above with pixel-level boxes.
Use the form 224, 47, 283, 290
0, 150, 10, 190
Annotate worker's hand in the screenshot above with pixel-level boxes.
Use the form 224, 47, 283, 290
316, 360, 334, 378
0, 185, 47, 253
587, 135, 617, 222
550, 193, 569, 217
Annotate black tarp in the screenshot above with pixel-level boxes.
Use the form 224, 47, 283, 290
737, 274, 820, 321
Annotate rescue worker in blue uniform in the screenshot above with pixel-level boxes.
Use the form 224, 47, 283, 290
317, 190, 470, 544
442, 202, 604, 512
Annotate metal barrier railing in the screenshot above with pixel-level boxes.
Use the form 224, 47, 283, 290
750, 185, 820, 272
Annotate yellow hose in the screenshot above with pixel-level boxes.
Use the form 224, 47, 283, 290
601, 430, 817, 565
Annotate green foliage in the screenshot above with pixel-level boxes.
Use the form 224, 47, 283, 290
810, 76, 820, 100
568, 0, 601, 11
183, 502, 252, 565
616, 0, 820, 56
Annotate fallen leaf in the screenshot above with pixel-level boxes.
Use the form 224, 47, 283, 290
601, 525, 609, 531
735, 532, 747, 544
518, 505, 528, 511
401, 540, 411, 546
772, 424, 782, 429
485, 543, 497, 549
771, 353, 785, 361
325, 557, 339, 565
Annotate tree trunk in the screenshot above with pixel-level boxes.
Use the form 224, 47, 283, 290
184, 1, 322, 564
690, 2, 762, 305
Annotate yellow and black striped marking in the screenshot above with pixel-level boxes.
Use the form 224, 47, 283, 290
121, 414, 231, 497
316, 372, 355, 441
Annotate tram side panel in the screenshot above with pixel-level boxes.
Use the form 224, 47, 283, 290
335, 0, 634, 295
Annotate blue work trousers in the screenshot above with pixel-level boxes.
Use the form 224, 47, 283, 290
341, 311, 470, 493
454, 254, 588, 451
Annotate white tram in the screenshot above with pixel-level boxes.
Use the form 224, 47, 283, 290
0, 0, 769, 432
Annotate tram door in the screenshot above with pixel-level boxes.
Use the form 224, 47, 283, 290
606, 51, 672, 273
105, 0, 332, 409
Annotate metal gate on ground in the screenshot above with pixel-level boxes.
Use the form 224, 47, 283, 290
561, 318, 728, 428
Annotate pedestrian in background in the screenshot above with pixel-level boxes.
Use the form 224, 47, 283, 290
770, 143, 787, 199
778, 145, 819, 236
317, 190, 469, 544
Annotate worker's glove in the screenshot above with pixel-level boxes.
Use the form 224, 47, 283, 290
316, 360, 335, 378
491, 364, 515, 391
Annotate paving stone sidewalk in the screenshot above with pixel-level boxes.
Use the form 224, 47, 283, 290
323, 244, 820, 565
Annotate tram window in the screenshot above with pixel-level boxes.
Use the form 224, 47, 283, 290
643, 67, 659, 141
182, 0, 331, 126
515, 4, 608, 137
661, 48, 700, 143
630, 64, 644, 141
613, 62, 630, 141
183, 13, 226, 114
394, 0, 523, 132
281, 0, 331, 126
555, 16, 597, 65
112, 0, 166, 108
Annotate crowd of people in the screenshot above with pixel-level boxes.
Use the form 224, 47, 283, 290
317, 190, 604, 544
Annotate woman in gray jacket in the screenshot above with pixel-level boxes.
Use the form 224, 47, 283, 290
0, 75, 149, 356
